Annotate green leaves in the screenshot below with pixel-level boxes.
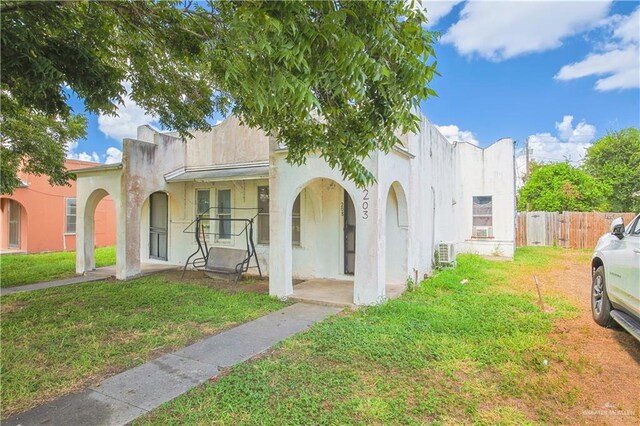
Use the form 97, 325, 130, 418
518, 128, 640, 212
517, 163, 606, 212
214, 1, 437, 186
583, 128, 640, 212
0, 92, 86, 194
1, 0, 438, 193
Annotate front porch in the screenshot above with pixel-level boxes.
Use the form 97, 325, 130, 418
291, 279, 407, 308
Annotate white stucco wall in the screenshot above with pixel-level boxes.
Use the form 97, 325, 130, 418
290, 180, 353, 280
454, 139, 516, 257
76, 168, 125, 277
404, 117, 458, 279
76, 113, 516, 305
185, 116, 269, 168
268, 148, 390, 305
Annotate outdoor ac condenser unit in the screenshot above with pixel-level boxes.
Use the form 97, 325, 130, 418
437, 242, 456, 267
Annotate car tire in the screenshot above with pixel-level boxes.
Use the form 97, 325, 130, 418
592, 266, 612, 327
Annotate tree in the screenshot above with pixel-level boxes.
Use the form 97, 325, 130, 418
517, 162, 605, 212
1, 0, 438, 194
1, 96, 86, 192
583, 128, 640, 212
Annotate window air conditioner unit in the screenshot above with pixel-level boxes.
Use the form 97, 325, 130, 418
437, 242, 456, 267
473, 226, 493, 238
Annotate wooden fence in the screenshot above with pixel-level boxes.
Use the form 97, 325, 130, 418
516, 211, 637, 249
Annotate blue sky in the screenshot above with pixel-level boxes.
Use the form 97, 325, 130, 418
67, 0, 640, 183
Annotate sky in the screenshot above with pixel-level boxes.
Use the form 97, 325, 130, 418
66, 0, 640, 185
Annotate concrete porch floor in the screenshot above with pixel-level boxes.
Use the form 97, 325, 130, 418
291, 279, 407, 308
90, 263, 179, 278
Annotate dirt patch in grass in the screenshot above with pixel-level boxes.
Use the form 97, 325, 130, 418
161, 270, 305, 295
528, 250, 640, 425
160, 270, 271, 294
0, 299, 28, 314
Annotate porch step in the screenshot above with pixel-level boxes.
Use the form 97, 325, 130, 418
288, 295, 355, 309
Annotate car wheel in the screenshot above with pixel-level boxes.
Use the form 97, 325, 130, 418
592, 266, 612, 327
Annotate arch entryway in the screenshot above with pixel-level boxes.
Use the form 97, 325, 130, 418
1, 198, 28, 251
385, 181, 409, 291
78, 188, 116, 273
289, 178, 358, 306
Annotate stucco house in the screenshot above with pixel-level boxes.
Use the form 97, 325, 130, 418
0, 159, 116, 254
74, 114, 515, 305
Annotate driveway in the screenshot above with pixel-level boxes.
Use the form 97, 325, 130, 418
537, 250, 639, 424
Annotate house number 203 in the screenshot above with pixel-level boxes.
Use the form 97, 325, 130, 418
362, 188, 370, 219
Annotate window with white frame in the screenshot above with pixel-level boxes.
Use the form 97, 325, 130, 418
472, 196, 493, 238
196, 189, 211, 239
65, 197, 77, 234
256, 187, 301, 246
257, 186, 270, 244
217, 189, 232, 240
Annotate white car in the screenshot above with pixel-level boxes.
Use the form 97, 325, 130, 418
591, 214, 640, 340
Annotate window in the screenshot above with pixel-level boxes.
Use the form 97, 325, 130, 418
217, 189, 232, 240
472, 196, 493, 238
196, 189, 211, 238
257, 186, 269, 244
256, 187, 301, 246
292, 194, 301, 246
629, 216, 640, 236
65, 198, 77, 234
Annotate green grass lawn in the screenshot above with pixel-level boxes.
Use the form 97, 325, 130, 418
0, 246, 115, 287
138, 248, 583, 425
0, 275, 287, 418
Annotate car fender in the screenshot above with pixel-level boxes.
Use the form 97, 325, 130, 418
591, 234, 625, 305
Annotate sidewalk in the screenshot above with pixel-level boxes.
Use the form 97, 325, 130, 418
1, 264, 178, 296
0, 272, 110, 296
4, 303, 341, 426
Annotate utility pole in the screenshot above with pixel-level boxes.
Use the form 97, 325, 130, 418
525, 137, 530, 180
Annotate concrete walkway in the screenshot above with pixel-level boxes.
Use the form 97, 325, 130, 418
0, 272, 110, 296
1, 264, 178, 296
5, 303, 341, 426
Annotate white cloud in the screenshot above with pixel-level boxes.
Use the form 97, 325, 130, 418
72, 151, 101, 162
435, 123, 479, 145
555, 115, 596, 144
66, 139, 100, 163
614, 6, 640, 44
555, 7, 639, 91
515, 115, 597, 189
441, 1, 611, 60
526, 115, 596, 165
527, 132, 590, 165
105, 147, 123, 164
417, 1, 462, 27
98, 83, 158, 141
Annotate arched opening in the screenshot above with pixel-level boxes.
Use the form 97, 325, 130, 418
385, 182, 409, 293
81, 188, 117, 272
1, 198, 28, 251
290, 178, 357, 306
140, 191, 169, 261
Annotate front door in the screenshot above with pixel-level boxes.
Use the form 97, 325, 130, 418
149, 192, 168, 260
344, 191, 356, 275
8, 200, 21, 249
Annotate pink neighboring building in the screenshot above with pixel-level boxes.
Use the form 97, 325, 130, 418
1, 159, 116, 253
